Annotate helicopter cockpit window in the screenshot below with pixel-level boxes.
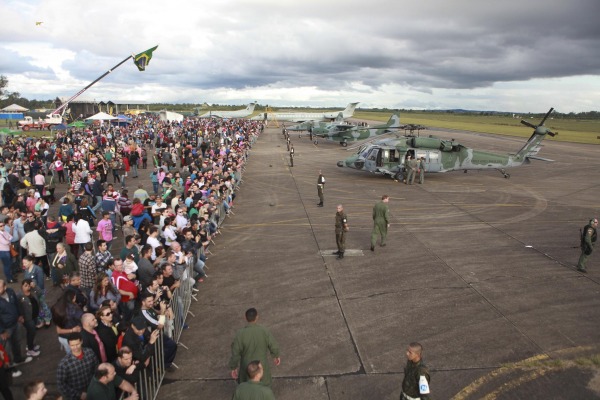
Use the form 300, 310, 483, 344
367, 148, 378, 161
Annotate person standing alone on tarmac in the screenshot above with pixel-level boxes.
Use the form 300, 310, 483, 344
578, 217, 598, 273
334, 205, 349, 259
371, 195, 390, 251
229, 308, 281, 387
317, 170, 325, 207
400, 342, 431, 400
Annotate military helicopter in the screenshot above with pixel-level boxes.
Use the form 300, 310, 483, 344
287, 113, 401, 146
337, 108, 557, 180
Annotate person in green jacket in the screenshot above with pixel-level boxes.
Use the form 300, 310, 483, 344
229, 308, 281, 387
371, 195, 390, 251
232, 360, 276, 400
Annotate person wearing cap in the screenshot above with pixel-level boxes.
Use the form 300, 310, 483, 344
122, 216, 136, 240
121, 317, 160, 368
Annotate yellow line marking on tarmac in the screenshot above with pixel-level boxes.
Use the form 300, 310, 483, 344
451, 354, 549, 400
453, 347, 599, 400
481, 368, 555, 400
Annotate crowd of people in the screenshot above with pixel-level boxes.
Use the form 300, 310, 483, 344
0, 113, 263, 399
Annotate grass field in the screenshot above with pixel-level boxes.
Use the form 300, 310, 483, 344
2, 110, 599, 144
352, 111, 600, 144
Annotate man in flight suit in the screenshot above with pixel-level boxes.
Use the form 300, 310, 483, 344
232, 361, 275, 400
406, 155, 418, 185
418, 157, 426, 184
371, 195, 390, 251
578, 217, 598, 273
229, 308, 280, 387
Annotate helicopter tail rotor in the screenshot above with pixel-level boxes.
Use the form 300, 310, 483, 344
520, 107, 557, 136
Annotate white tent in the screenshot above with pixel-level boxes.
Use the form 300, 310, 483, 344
86, 111, 117, 120
1, 104, 29, 112
159, 110, 184, 122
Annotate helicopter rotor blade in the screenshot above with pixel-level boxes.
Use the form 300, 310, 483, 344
539, 107, 554, 126
521, 120, 537, 129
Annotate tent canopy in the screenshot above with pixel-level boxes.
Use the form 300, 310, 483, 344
1, 104, 29, 112
86, 112, 117, 120
51, 124, 69, 131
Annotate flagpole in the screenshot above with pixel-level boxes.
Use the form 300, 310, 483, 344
51, 54, 134, 116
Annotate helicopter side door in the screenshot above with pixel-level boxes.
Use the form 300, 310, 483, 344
364, 147, 381, 171
423, 150, 442, 172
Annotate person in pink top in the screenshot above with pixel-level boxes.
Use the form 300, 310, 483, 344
96, 211, 114, 249
64, 215, 78, 257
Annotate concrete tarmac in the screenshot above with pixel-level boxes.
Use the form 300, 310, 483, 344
159, 125, 600, 399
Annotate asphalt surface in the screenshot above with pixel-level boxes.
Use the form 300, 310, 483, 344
157, 124, 600, 399
6, 122, 600, 399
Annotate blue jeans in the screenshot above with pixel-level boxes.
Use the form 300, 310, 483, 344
0, 250, 13, 282
152, 182, 159, 194
93, 195, 103, 212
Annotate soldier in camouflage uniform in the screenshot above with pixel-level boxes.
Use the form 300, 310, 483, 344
334, 205, 349, 259
229, 308, 281, 387
400, 342, 431, 400
578, 218, 598, 273
317, 170, 325, 207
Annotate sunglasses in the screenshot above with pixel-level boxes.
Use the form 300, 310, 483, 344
103, 311, 113, 316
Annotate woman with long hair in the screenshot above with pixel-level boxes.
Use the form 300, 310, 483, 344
77, 197, 96, 227
89, 272, 121, 311
51, 290, 83, 353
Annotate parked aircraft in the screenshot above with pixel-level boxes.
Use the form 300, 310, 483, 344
252, 102, 359, 122
197, 103, 256, 119
307, 113, 401, 146
337, 108, 557, 179
286, 112, 347, 134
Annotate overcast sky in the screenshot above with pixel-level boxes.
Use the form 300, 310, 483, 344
1, 0, 599, 113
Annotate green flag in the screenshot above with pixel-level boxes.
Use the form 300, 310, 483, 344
133, 45, 158, 71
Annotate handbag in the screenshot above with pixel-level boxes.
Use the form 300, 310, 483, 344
10, 244, 18, 258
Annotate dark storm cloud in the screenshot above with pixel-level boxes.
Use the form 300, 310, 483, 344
192, 0, 600, 91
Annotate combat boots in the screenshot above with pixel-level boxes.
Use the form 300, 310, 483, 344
337, 252, 344, 259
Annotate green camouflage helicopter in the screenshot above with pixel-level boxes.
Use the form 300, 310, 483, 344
337, 108, 557, 180
288, 113, 401, 146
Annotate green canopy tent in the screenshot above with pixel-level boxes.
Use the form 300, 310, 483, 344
68, 121, 87, 128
